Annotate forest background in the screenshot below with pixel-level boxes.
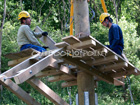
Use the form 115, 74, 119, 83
0, 0, 140, 104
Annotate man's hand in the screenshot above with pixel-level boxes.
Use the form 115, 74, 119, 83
42, 46, 49, 49
42, 32, 48, 36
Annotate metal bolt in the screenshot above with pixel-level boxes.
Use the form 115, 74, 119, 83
29, 70, 32, 74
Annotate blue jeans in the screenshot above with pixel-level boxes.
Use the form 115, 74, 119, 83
106, 45, 123, 56
20, 44, 46, 52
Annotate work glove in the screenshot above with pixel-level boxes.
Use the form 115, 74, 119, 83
42, 46, 49, 49
42, 32, 48, 36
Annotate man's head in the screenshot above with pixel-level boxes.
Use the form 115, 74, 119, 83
18, 11, 31, 26
100, 13, 113, 28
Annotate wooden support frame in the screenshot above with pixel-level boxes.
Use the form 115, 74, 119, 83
88, 55, 118, 66
99, 62, 128, 72
61, 81, 77, 88
48, 75, 74, 82
36, 70, 62, 78
2, 54, 40, 77
14, 48, 62, 84
35, 26, 57, 50
111, 69, 137, 78
62, 35, 81, 45
27, 77, 69, 105
59, 65, 76, 79
55, 42, 69, 48
8, 56, 32, 67
63, 56, 114, 84
0, 75, 41, 105
67, 39, 96, 50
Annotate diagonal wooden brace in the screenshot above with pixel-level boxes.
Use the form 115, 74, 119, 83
14, 48, 63, 84
0, 75, 41, 105
27, 77, 69, 105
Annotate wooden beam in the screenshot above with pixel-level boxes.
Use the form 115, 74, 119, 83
99, 62, 128, 72
111, 69, 137, 78
1, 54, 40, 77
62, 35, 81, 45
27, 77, 69, 105
8, 56, 32, 67
114, 78, 125, 86
55, 42, 69, 48
88, 55, 118, 66
60, 65, 76, 79
61, 81, 77, 88
36, 70, 62, 78
67, 39, 96, 49
35, 26, 57, 50
77, 72, 95, 105
48, 75, 75, 82
63, 56, 114, 84
14, 55, 56, 84
0, 75, 41, 105
4, 48, 39, 60
14, 48, 62, 84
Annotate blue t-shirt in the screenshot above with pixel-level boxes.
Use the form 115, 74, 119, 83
109, 23, 124, 50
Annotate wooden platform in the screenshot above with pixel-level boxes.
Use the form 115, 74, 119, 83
1, 35, 140, 105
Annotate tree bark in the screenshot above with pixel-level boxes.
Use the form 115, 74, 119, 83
20, 0, 23, 10
112, 0, 118, 24
74, 0, 90, 37
39, 0, 46, 23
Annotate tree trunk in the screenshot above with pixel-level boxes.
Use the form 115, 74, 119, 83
0, 0, 6, 91
74, 0, 90, 38
20, 0, 23, 10
74, 0, 95, 105
112, 0, 118, 24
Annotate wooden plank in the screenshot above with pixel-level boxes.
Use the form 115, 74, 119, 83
111, 69, 138, 78
79, 36, 103, 49
61, 81, 77, 88
63, 56, 114, 84
14, 48, 62, 84
67, 39, 96, 50
114, 78, 125, 86
99, 62, 128, 72
8, 56, 32, 67
47, 75, 75, 82
77, 72, 95, 105
27, 77, 69, 105
36, 70, 62, 78
34, 26, 57, 50
88, 55, 118, 66
55, 42, 69, 48
0, 75, 40, 105
1, 54, 40, 77
62, 35, 81, 45
60, 65, 76, 79
4, 48, 39, 60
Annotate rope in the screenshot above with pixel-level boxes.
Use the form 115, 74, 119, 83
67, 87, 72, 105
89, 6, 95, 21
126, 76, 135, 105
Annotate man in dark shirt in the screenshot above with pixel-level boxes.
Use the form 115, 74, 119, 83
99, 13, 124, 56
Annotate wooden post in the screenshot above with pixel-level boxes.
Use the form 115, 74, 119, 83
77, 72, 95, 105
74, 0, 95, 105
74, 0, 90, 38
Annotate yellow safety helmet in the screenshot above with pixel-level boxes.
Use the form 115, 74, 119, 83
18, 11, 30, 20
99, 13, 110, 23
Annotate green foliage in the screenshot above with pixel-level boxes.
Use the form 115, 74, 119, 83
1, 0, 140, 105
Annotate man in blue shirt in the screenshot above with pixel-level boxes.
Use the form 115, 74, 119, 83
99, 13, 124, 56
